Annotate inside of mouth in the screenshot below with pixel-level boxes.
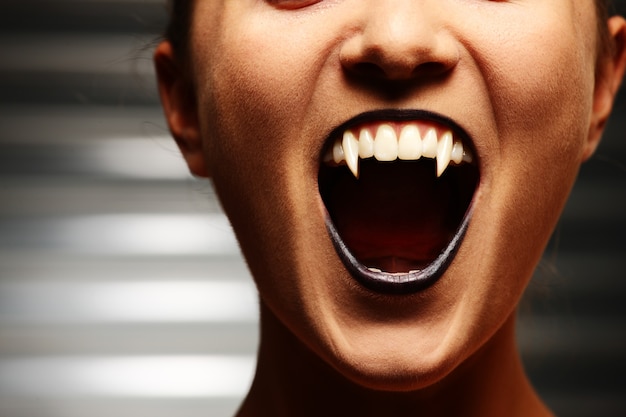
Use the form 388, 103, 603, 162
319, 158, 478, 274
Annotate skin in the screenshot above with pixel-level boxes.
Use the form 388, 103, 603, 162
155, 1, 626, 416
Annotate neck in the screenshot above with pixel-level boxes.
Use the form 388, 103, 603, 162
237, 302, 552, 417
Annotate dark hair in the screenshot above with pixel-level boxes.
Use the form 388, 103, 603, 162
165, 0, 193, 61
164, 0, 614, 62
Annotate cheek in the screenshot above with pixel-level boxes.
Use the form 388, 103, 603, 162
471, 8, 597, 216
201, 27, 315, 216
198, 14, 326, 166
478, 13, 596, 161
459, 9, 598, 311
189, 11, 334, 288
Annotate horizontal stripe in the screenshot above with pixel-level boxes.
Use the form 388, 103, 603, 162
0, 280, 258, 323
0, 355, 255, 398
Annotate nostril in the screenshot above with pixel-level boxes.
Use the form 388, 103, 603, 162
351, 62, 387, 78
347, 59, 451, 82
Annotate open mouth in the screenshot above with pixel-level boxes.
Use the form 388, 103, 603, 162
318, 110, 479, 294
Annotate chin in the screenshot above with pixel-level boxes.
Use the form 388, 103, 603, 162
325, 332, 469, 392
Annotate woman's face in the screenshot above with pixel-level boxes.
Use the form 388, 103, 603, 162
161, 0, 620, 389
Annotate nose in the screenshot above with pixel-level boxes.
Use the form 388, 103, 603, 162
340, 1, 459, 81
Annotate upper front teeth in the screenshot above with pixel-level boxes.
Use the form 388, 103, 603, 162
327, 123, 473, 178
373, 124, 397, 162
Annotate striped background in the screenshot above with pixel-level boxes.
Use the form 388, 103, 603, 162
0, 1, 625, 416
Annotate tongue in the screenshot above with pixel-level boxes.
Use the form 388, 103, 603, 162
326, 160, 454, 273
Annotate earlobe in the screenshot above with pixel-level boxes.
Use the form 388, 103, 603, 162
154, 41, 210, 178
585, 16, 626, 161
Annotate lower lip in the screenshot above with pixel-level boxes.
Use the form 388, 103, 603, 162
325, 203, 473, 295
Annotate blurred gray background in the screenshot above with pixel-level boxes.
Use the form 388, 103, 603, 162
0, 1, 624, 416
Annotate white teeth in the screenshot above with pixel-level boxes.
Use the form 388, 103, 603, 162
374, 124, 398, 161
368, 267, 383, 273
451, 138, 464, 164
397, 124, 422, 160
358, 128, 375, 158
436, 131, 453, 177
462, 146, 474, 163
332, 138, 344, 164
421, 128, 438, 158
326, 123, 474, 178
342, 130, 360, 178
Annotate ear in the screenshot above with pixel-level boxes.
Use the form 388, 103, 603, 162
154, 41, 210, 178
585, 16, 626, 161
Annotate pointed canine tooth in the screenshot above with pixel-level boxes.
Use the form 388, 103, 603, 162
332, 137, 344, 164
421, 128, 438, 158
374, 124, 398, 161
437, 131, 453, 177
398, 124, 422, 160
342, 130, 359, 178
358, 128, 375, 158
368, 267, 382, 273
451, 139, 464, 164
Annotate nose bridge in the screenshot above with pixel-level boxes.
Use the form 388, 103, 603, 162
366, 0, 434, 47
341, 0, 457, 80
